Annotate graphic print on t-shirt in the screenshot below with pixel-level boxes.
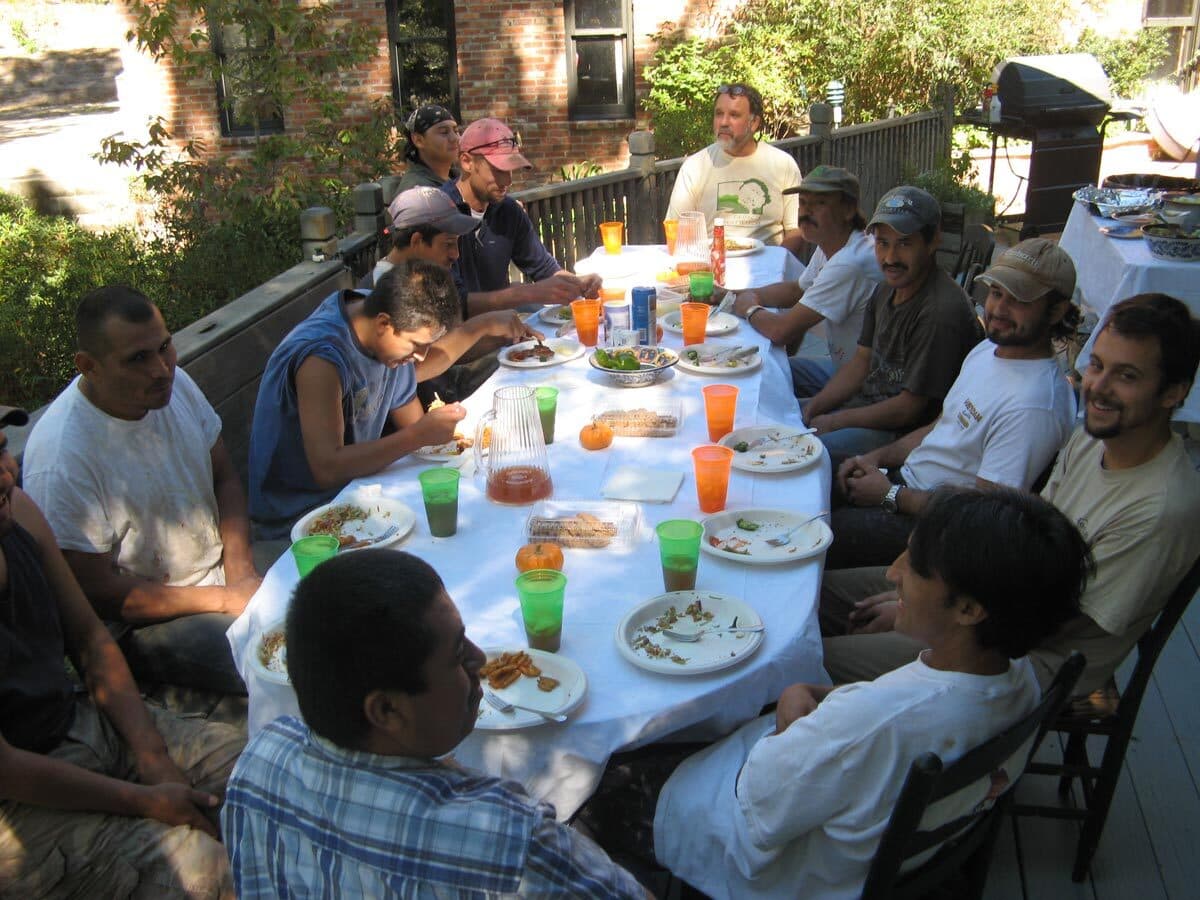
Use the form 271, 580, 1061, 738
716, 178, 770, 228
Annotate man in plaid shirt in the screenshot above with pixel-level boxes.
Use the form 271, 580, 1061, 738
222, 550, 648, 898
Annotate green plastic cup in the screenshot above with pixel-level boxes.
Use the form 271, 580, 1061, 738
656, 519, 703, 592
418, 467, 461, 537
689, 270, 715, 302
535, 386, 559, 445
290, 535, 340, 578
515, 569, 567, 652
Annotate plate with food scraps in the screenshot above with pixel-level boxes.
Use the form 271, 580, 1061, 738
675, 342, 762, 375
476, 648, 588, 729
290, 496, 416, 549
701, 508, 833, 565
537, 304, 574, 327
1098, 224, 1143, 240
718, 425, 823, 472
250, 622, 291, 686
615, 591, 764, 675
723, 236, 764, 258
414, 431, 476, 461
661, 310, 739, 336
499, 337, 585, 368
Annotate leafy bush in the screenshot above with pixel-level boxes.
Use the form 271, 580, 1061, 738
1074, 27, 1170, 99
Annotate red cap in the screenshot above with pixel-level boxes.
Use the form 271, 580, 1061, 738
459, 118, 532, 171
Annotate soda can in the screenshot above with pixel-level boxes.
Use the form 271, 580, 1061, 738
631, 286, 657, 345
603, 299, 631, 344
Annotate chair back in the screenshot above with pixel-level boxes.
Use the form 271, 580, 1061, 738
860, 652, 1085, 900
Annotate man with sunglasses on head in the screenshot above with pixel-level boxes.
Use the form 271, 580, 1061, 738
442, 118, 602, 314
666, 83, 803, 252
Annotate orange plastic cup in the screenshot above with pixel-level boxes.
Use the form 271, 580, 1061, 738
571, 298, 602, 347
600, 221, 624, 255
599, 285, 626, 303
680, 302, 710, 346
663, 219, 679, 254
692, 445, 735, 513
702, 384, 739, 442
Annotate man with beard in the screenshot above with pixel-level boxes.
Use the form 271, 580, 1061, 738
821, 239, 1078, 571
821, 293, 1200, 697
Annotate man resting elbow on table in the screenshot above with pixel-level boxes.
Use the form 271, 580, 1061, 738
222, 550, 650, 899
247, 261, 536, 539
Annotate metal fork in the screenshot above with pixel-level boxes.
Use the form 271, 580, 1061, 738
764, 511, 830, 548
662, 625, 765, 642
339, 524, 399, 552
483, 690, 568, 723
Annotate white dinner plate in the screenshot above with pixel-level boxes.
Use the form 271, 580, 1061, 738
290, 496, 416, 549
661, 310, 739, 336
475, 648, 588, 730
538, 304, 574, 327
498, 338, 585, 368
723, 236, 764, 258
700, 508, 832, 565
675, 342, 762, 376
616, 591, 764, 675
719, 425, 823, 473
414, 431, 476, 462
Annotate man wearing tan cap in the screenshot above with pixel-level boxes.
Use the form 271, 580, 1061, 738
442, 118, 601, 313
823, 238, 1079, 572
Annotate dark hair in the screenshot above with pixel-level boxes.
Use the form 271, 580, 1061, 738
1045, 288, 1081, 342
717, 83, 764, 119
76, 285, 157, 355
1100, 293, 1199, 394
402, 104, 456, 165
390, 223, 444, 253
363, 259, 460, 332
287, 550, 446, 747
850, 209, 868, 231
907, 486, 1092, 658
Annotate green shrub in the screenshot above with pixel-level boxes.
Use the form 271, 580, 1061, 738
1074, 27, 1170, 99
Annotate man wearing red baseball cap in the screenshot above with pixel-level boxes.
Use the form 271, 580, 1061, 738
442, 118, 601, 313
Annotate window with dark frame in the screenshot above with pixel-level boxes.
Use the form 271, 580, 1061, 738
386, 0, 459, 119
212, 20, 284, 138
565, 0, 634, 120
1143, 0, 1200, 84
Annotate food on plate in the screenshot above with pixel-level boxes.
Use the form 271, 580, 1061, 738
733, 441, 749, 452
736, 518, 760, 531
258, 630, 288, 675
546, 305, 572, 321
709, 534, 752, 555
527, 511, 618, 548
632, 634, 688, 664
507, 343, 556, 363
308, 504, 369, 545
536, 676, 560, 692
675, 261, 712, 276
515, 542, 565, 573
423, 432, 474, 456
480, 651, 555, 691
579, 420, 614, 451
593, 348, 641, 371
595, 408, 679, 437
724, 237, 756, 252
682, 346, 757, 368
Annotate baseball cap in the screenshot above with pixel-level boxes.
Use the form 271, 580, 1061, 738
784, 165, 860, 201
867, 186, 942, 235
0, 405, 29, 427
976, 238, 1077, 303
458, 118, 532, 171
387, 187, 480, 236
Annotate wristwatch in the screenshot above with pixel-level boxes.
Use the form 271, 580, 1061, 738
746, 305, 767, 323
881, 484, 904, 514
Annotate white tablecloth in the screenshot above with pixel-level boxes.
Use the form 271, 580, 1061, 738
1059, 202, 1200, 422
227, 246, 825, 820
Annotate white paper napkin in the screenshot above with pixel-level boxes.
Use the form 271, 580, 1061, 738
601, 466, 684, 503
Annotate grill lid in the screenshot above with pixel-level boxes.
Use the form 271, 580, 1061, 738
996, 53, 1111, 125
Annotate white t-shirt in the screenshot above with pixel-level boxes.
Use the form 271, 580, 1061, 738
371, 258, 394, 285
796, 230, 883, 369
654, 655, 1040, 900
901, 340, 1076, 491
665, 142, 801, 245
23, 370, 226, 587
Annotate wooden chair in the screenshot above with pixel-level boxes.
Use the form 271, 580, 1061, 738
860, 652, 1085, 900
1010, 555, 1200, 882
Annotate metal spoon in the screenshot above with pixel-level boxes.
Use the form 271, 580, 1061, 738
764, 511, 830, 548
483, 690, 568, 723
662, 625, 765, 642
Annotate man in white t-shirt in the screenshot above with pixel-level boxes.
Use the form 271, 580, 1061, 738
578, 487, 1090, 899
823, 239, 1079, 570
730, 166, 883, 394
665, 84, 802, 250
22, 285, 260, 694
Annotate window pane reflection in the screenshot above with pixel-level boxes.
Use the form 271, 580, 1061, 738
575, 38, 622, 106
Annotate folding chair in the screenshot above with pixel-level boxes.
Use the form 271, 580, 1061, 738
861, 652, 1085, 900
1010, 555, 1200, 882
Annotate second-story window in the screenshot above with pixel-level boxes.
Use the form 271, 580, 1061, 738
386, 0, 459, 116
566, 0, 634, 120
212, 21, 284, 137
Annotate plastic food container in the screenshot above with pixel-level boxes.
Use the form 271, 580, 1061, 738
524, 500, 641, 550
592, 397, 684, 438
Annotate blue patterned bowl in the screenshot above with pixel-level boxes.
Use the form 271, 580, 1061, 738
1143, 225, 1200, 262
588, 346, 679, 387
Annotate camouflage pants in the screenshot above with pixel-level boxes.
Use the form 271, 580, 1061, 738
0, 699, 244, 899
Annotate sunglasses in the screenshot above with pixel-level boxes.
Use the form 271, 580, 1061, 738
465, 136, 520, 153
716, 84, 763, 117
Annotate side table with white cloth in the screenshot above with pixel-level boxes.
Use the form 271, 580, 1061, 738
1059, 200, 1200, 422
226, 245, 827, 821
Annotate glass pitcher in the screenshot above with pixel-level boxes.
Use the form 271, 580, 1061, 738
474, 386, 554, 505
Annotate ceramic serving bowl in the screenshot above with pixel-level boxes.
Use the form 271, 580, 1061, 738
1159, 193, 1200, 232
1143, 225, 1200, 262
588, 346, 679, 387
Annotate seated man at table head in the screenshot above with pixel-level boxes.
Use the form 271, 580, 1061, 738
222, 550, 650, 898
248, 261, 470, 539
730, 165, 883, 394
665, 83, 804, 252
822, 292, 1200, 697
823, 238, 1079, 570
21, 284, 259, 694
442, 117, 603, 315
581, 487, 1088, 899
801, 185, 982, 463
0, 409, 245, 897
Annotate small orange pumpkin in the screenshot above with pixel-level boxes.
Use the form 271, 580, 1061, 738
579, 420, 614, 451
516, 542, 564, 572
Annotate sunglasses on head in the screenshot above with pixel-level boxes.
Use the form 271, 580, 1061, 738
717, 84, 762, 116
466, 136, 520, 153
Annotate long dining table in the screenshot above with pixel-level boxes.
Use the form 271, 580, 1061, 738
226, 244, 831, 821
